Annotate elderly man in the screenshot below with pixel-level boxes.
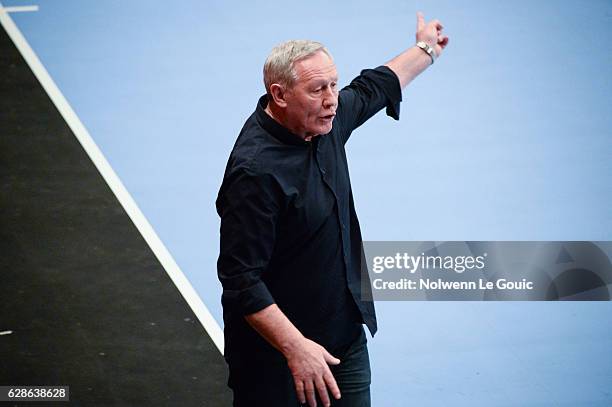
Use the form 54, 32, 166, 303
216, 12, 448, 407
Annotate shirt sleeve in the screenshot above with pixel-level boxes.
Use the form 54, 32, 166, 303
336, 65, 402, 145
216, 169, 280, 316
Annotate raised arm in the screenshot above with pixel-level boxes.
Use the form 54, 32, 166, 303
385, 11, 449, 89
334, 12, 448, 144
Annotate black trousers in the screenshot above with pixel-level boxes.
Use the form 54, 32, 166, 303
229, 326, 371, 407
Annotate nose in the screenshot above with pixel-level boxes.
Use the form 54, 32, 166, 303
322, 88, 337, 110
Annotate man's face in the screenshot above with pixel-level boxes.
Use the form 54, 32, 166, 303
285, 51, 338, 139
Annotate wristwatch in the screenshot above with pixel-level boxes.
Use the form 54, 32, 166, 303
416, 41, 436, 64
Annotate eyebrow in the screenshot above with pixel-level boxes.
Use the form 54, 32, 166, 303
311, 77, 339, 87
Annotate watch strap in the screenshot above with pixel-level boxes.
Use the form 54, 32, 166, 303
416, 41, 436, 64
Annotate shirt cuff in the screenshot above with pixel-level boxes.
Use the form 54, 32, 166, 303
367, 65, 403, 120
222, 280, 276, 316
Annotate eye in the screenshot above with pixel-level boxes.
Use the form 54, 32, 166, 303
312, 88, 322, 93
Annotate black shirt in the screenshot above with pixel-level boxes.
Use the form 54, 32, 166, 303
216, 65, 402, 362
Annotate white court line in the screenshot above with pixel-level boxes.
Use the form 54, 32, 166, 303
0, 5, 38, 12
0, 2, 224, 353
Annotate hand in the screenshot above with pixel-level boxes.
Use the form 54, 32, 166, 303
285, 337, 341, 407
416, 11, 449, 58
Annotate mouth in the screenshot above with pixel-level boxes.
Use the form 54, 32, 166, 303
320, 113, 336, 122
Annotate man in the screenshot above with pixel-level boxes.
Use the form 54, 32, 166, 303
216, 12, 448, 407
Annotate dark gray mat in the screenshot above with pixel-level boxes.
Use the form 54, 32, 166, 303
0, 26, 231, 406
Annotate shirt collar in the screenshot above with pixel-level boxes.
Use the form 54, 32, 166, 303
255, 95, 311, 147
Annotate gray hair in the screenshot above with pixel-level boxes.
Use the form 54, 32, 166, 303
263, 40, 332, 94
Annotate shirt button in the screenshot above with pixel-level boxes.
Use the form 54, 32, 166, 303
341, 223, 346, 230
321, 168, 326, 174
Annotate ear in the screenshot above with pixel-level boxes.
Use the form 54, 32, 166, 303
269, 83, 289, 108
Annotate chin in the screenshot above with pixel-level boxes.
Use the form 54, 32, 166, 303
305, 122, 333, 138
317, 123, 333, 135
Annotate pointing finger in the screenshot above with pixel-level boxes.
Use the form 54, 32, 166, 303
416, 11, 425, 31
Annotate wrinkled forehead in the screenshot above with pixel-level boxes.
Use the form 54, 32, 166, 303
293, 51, 338, 84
